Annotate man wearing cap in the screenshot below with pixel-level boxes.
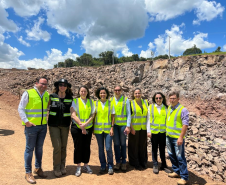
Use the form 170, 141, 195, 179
48, 79, 73, 177
18, 77, 49, 184
166, 91, 189, 185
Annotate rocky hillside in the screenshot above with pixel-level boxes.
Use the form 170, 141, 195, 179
1, 54, 226, 182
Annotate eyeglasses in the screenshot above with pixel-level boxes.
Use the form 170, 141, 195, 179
59, 83, 67, 87
39, 83, 48, 86
114, 89, 121, 92
155, 97, 162, 100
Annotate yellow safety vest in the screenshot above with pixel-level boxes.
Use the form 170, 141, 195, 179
149, 104, 167, 134
94, 100, 113, 134
131, 99, 148, 131
110, 96, 127, 126
22, 89, 49, 125
72, 98, 94, 129
166, 104, 184, 139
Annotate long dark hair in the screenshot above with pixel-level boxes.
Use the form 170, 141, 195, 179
152, 92, 168, 108
131, 88, 142, 100
95, 87, 110, 99
77, 86, 90, 99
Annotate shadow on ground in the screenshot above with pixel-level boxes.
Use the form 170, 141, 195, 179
0, 129, 14, 136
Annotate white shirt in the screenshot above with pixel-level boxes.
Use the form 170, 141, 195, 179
18, 87, 46, 123
147, 103, 164, 133
71, 97, 96, 114
95, 100, 115, 114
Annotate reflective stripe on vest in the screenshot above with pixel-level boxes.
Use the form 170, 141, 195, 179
150, 104, 167, 134
131, 99, 148, 131
22, 89, 49, 125
73, 98, 93, 129
64, 99, 73, 103
94, 100, 112, 134
166, 104, 184, 139
110, 96, 127, 126
51, 98, 59, 101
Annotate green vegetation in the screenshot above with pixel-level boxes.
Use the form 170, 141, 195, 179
53, 46, 226, 68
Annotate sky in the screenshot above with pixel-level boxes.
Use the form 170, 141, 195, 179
0, 0, 225, 69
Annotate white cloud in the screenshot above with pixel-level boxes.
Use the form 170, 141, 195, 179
0, 6, 17, 32
45, 0, 148, 55
140, 42, 155, 58
26, 17, 51, 41
141, 23, 216, 56
122, 47, 133, 57
193, 1, 225, 25
223, 44, 226, 52
146, 0, 224, 25
18, 36, 30, 47
138, 45, 142, 48
1, 0, 44, 17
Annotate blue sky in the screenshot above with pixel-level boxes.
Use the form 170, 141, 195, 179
0, 0, 225, 69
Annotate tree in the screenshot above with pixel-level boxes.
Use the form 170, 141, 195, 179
132, 54, 139, 61
99, 51, 114, 65
140, 57, 146, 61
65, 58, 75, 67
214, 46, 221, 53
58, 62, 65, 67
76, 53, 93, 66
183, 45, 202, 56
54, 64, 58, 68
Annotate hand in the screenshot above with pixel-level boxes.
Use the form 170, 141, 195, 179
110, 127, 114, 136
82, 129, 87, 135
131, 128, 136, 135
79, 123, 86, 130
147, 133, 152, 138
25, 121, 36, 127
124, 127, 130, 135
177, 137, 183, 146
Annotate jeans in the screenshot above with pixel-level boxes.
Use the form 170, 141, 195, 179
49, 126, 69, 171
24, 125, 47, 173
113, 125, 127, 164
166, 136, 188, 180
95, 132, 113, 169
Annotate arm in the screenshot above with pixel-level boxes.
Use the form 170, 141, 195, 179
18, 91, 36, 127
177, 108, 189, 145
124, 98, 131, 134
147, 107, 151, 138
110, 114, 115, 136
70, 107, 82, 125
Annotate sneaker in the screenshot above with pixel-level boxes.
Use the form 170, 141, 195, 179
75, 166, 82, 177
25, 173, 36, 184
83, 165, 93, 174
54, 171, 62, 178
121, 163, 127, 171
114, 163, 121, 170
168, 172, 180, 178
108, 168, 114, 175
177, 179, 188, 185
153, 165, 159, 174
99, 167, 106, 174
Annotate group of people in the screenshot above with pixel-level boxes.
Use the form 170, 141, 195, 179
18, 77, 189, 185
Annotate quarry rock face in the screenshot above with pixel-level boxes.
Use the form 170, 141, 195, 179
1, 54, 226, 182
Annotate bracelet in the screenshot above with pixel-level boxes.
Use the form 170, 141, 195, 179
111, 125, 114, 127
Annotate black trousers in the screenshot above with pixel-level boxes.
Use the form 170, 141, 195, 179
151, 132, 167, 167
71, 124, 93, 164
128, 129, 147, 167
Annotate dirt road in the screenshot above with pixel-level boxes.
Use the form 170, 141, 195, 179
0, 90, 222, 185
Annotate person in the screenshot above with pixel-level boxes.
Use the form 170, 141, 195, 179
18, 77, 49, 184
110, 85, 131, 171
70, 86, 95, 177
166, 91, 189, 185
48, 79, 73, 177
147, 92, 171, 174
128, 88, 148, 170
94, 87, 115, 175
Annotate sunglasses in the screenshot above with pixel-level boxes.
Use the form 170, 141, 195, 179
114, 89, 121, 92
155, 97, 162, 100
59, 83, 67, 87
